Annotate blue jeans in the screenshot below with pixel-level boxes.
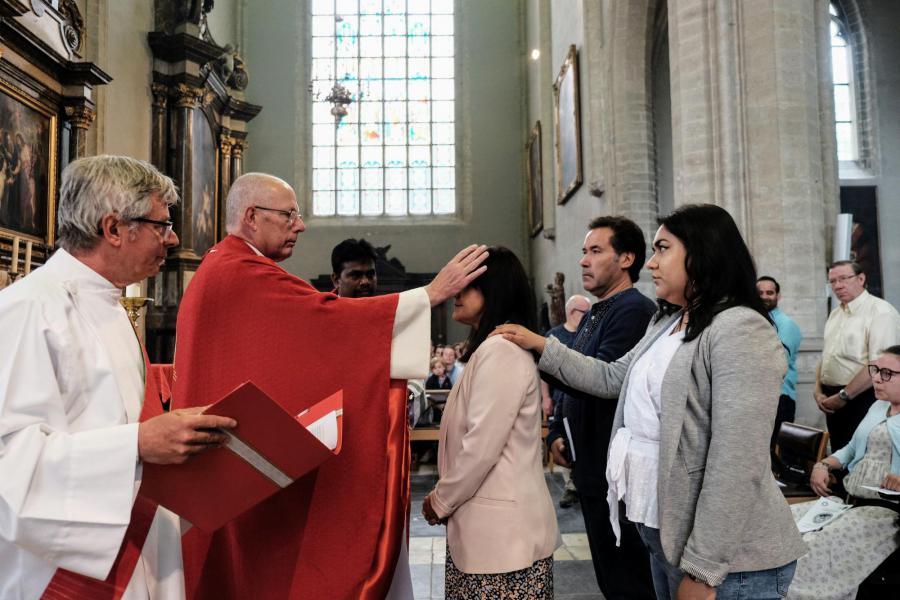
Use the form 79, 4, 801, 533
634, 523, 797, 600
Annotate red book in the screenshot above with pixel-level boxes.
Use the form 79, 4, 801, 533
140, 382, 343, 533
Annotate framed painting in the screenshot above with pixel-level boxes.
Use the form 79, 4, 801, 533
191, 108, 219, 256
840, 186, 882, 298
0, 80, 58, 246
553, 44, 583, 205
527, 121, 543, 237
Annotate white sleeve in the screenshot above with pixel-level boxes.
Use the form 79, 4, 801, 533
390, 288, 432, 379
0, 295, 140, 579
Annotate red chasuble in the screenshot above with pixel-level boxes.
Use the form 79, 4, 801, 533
174, 235, 410, 600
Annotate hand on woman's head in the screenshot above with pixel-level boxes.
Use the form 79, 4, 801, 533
491, 324, 546, 354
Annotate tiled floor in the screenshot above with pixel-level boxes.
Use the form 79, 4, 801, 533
409, 468, 604, 599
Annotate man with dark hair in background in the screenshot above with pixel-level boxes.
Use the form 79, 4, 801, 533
545, 215, 656, 599
757, 275, 803, 464
331, 237, 378, 297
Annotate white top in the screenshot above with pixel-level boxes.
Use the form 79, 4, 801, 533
0, 249, 185, 599
821, 290, 900, 386
607, 319, 684, 542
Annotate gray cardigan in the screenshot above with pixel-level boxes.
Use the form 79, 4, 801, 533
540, 306, 807, 587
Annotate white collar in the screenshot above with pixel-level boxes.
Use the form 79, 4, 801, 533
53, 248, 123, 304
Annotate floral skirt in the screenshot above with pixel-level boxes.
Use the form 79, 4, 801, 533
445, 548, 554, 599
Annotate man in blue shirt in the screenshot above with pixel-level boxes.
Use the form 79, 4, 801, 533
757, 276, 803, 461
545, 216, 656, 600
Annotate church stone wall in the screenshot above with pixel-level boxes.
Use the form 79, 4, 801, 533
526, 0, 863, 429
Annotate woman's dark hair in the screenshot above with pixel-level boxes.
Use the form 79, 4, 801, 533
657, 204, 769, 341
885, 345, 900, 358
460, 246, 535, 362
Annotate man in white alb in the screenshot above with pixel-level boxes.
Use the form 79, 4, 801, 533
0, 155, 237, 599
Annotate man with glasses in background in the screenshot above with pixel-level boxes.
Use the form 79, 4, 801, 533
541, 294, 591, 509
815, 260, 900, 449
0, 155, 236, 598
173, 172, 488, 599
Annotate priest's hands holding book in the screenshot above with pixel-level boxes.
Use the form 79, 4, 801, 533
491, 323, 547, 354
425, 245, 489, 307
138, 407, 237, 465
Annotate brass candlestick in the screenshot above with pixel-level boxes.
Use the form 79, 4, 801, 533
120, 297, 154, 327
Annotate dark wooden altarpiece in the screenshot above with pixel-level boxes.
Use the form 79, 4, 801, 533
0, 0, 109, 278
145, 1, 261, 362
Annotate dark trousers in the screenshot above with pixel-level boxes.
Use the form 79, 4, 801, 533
580, 494, 655, 600
770, 394, 796, 467
822, 384, 877, 451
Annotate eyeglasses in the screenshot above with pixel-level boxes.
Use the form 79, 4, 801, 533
254, 205, 302, 225
868, 365, 900, 382
827, 274, 859, 287
131, 217, 175, 239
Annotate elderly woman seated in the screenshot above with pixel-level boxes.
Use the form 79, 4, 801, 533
787, 345, 900, 600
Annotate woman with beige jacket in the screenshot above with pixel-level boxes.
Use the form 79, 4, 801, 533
422, 247, 559, 599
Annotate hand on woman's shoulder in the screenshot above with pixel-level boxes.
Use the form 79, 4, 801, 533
473, 335, 536, 369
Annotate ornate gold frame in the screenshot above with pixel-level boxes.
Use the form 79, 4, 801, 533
0, 79, 59, 247
553, 44, 583, 205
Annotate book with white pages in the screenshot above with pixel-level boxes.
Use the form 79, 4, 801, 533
859, 485, 900, 500
795, 497, 853, 534
563, 416, 577, 463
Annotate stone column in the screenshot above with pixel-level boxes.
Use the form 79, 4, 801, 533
231, 139, 245, 182
667, 0, 838, 424
171, 83, 204, 258
63, 104, 96, 161
150, 83, 169, 171
602, 0, 659, 236
218, 133, 233, 238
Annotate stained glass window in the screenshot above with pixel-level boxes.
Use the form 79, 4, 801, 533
830, 3, 857, 162
311, 0, 456, 217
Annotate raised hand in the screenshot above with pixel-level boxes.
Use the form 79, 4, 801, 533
138, 406, 237, 465
425, 245, 489, 307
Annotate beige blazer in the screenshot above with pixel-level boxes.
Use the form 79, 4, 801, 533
431, 336, 560, 574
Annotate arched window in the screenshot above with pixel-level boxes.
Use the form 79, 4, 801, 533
310, 0, 456, 217
829, 0, 876, 175
830, 2, 857, 162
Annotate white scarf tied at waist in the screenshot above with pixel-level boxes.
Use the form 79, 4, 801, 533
606, 426, 660, 546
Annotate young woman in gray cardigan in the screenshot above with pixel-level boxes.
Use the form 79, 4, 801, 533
497, 204, 806, 600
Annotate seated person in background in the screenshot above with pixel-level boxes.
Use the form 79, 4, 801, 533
787, 345, 900, 600
426, 357, 453, 390
441, 345, 464, 385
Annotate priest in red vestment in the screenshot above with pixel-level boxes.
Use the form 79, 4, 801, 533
174, 173, 487, 600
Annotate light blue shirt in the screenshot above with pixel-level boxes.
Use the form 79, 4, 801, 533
833, 400, 900, 474
769, 307, 802, 400
446, 361, 464, 385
